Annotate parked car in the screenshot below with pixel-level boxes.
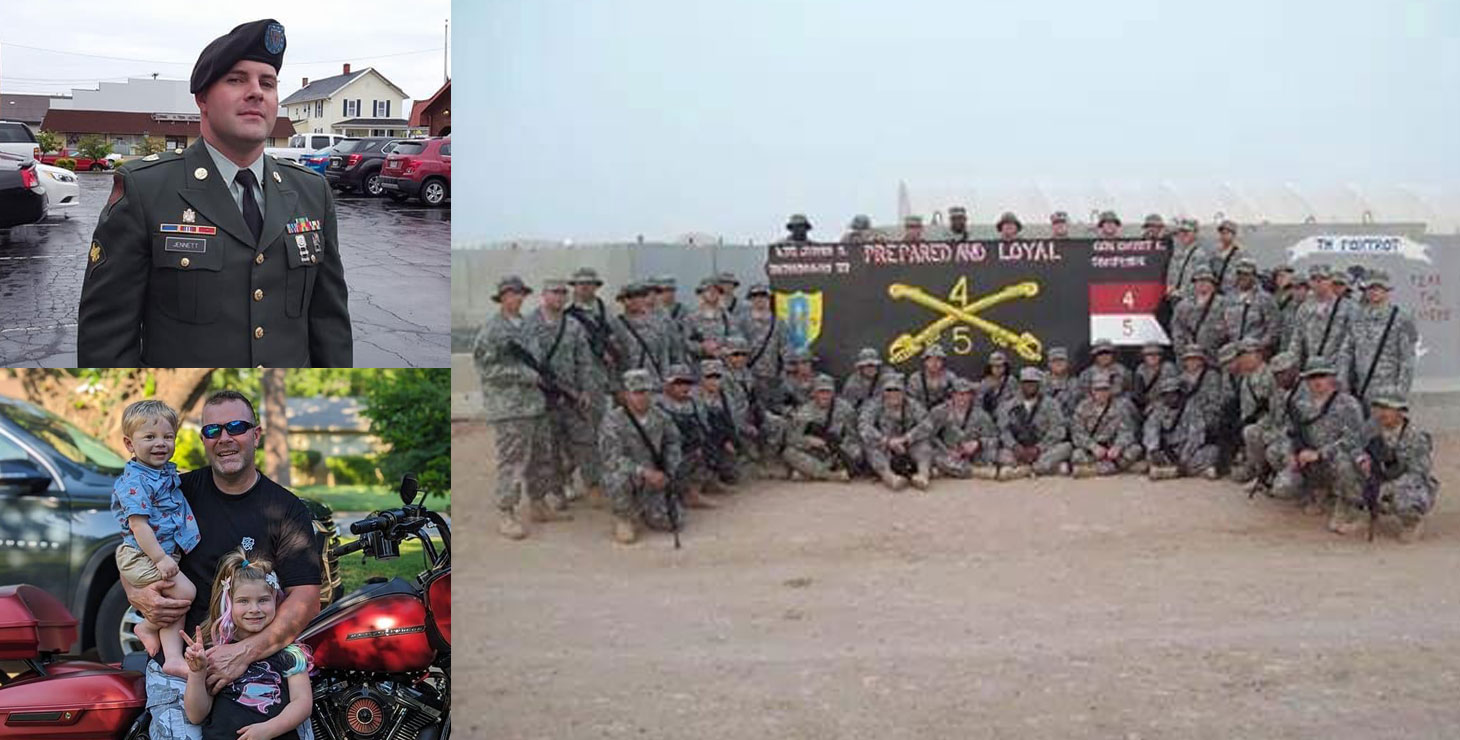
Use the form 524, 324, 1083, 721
39, 149, 110, 171
0, 394, 344, 659
265, 132, 350, 162
380, 136, 450, 207
0, 120, 41, 163
34, 162, 80, 218
0, 151, 47, 228
298, 145, 334, 175
325, 137, 404, 197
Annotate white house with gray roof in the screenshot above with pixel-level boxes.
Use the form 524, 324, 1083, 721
279, 63, 413, 138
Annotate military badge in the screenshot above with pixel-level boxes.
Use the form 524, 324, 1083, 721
775, 291, 823, 349
182, 208, 196, 224
296, 234, 310, 262
264, 22, 287, 55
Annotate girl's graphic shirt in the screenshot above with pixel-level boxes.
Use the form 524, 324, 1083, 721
202, 644, 310, 740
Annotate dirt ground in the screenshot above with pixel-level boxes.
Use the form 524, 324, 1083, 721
455, 420, 1460, 740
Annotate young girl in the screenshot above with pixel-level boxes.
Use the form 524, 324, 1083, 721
182, 548, 313, 740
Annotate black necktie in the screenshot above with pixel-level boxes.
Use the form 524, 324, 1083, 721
235, 168, 263, 244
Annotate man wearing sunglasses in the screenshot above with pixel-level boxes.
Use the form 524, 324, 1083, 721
120, 389, 321, 739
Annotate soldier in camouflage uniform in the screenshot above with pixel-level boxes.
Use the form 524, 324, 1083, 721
840, 347, 895, 412
1222, 258, 1279, 351
1358, 393, 1440, 542
769, 347, 818, 415
522, 278, 591, 508
995, 212, 1022, 240
1077, 338, 1132, 400
902, 214, 925, 242
1272, 361, 1366, 531
782, 214, 814, 244
945, 206, 972, 242
979, 351, 1019, 417
655, 365, 721, 505
682, 277, 734, 364
1275, 272, 1308, 352
720, 335, 770, 466
1096, 210, 1122, 239
1070, 375, 1145, 477
475, 276, 571, 540
565, 267, 617, 499
1049, 211, 1072, 239
1347, 270, 1417, 403
919, 376, 999, 479
783, 375, 862, 482
651, 275, 691, 365
1228, 339, 1277, 483
610, 281, 671, 382
859, 375, 933, 490
907, 343, 963, 409
1141, 213, 1166, 241
1143, 377, 1219, 480
1043, 347, 1080, 419
1132, 342, 1177, 417
717, 271, 751, 325
1178, 344, 1226, 427
698, 359, 751, 484
742, 283, 789, 400
1164, 219, 1210, 308
1171, 266, 1229, 355
1208, 219, 1245, 293
1292, 265, 1355, 378
1238, 351, 1299, 489
996, 367, 1073, 479
843, 214, 878, 243
600, 369, 685, 544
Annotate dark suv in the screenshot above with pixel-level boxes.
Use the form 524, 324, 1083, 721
324, 137, 403, 197
0, 394, 342, 659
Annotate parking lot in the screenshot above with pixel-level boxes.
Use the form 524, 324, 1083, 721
0, 170, 449, 367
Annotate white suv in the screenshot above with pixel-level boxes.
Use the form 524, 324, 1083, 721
0, 121, 40, 163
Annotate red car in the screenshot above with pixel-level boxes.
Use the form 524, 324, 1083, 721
380, 137, 450, 207
38, 149, 109, 171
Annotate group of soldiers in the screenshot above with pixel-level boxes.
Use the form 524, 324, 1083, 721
476, 212, 1438, 546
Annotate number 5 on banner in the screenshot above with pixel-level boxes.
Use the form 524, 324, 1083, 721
950, 326, 975, 355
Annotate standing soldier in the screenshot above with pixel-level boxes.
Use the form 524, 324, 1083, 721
1348, 270, 1417, 404
1077, 338, 1132, 399
1095, 210, 1122, 238
1143, 377, 1219, 480
783, 375, 861, 482
1043, 347, 1080, 418
742, 283, 789, 401
717, 271, 751, 325
946, 206, 971, 241
1070, 376, 1145, 477
1141, 213, 1166, 241
1165, 219, 1209, 308
996, 212, 1022, 240
920, 377, 1000, 480
1209, 219, 1245, 293
1049, 211, 1072, 239
1223, 258, 1279, 351
1171, 266, 1228, 354
1357, 393, 1440, 542
600, 369, 684, 544
1272, 360, 1365, 530
78, 19, 353, 366
565, 266, 617, 498
1132, 342, 1177, 416
995, 368, 1073, 479
843, 214, 877, 243
655, 365, 722, 506
652, 275, 690, 365
682, 277, 733, 364
840, 347, 894, 412
907, 343, 962, 409
522, 278, 591, 508
902, 215, 925, 242
611, 281, 671, 382
783, 213, 814, 243
1293, 265, 1356, 379
859, 376, 933, 490
475, 276, 568, 540
1275, 272, 1308, 352
979, 351, 1019, 416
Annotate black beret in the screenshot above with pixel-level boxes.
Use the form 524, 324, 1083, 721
190, 19, 287, 94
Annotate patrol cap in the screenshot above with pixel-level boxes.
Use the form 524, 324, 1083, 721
723, 334, 749, 354
1217, 218, 1238, 233
988, 350, 1008, 365
948, 206, 967, 217
1143, 213, 1164, 228
1235, 257, 1258, 274
849, 214, 872, 230
1047, 346, 1069, 361
882, 375, 906, 392
1307, 263, 1331, 280
1180, 344, 1208, 361
1090, 374, 1112, 391
615, 281, 649, 300
1273, 265, 1295, 275
784, 347, 813, 363
1175, 219, 1196, 233
695, 277, 720, 294
1216, 342, 1241, 365
1018, 367, 1044, 383
903, 214, 924, 228
665, 364, 695, 383
622, 369, 656, 392
716, 271, 740, 287
1329, 270, 1350, 286
190, 19, 286, 94
746, 282, 772, 297
1141, 342, 1165, 356
1156, 377, 1184, 395
1300, 358, 1337, 379
1238, 337, 1265, 355
996, 211, 1022, 231
1364, 270, 1391, 290
1050, 210, 1070, 224
786, 213, 812, 230
1191, 265, 1218, 284
1268, 351, 1299, 373
654, 275, 677, 290
492, 275, 531, 301
923, 343, 947, 359
854, 347, 883, 367
813, 374, 837, 393
1291, 274, 1310, 287
952, 376, 978, 393
1369, 392, 1408, 412
1097, 210, 1121, 227
1090, 338, 1115, 354
569, 267, 604, 286
541, 277, 569, 292
700, 359, 726, 377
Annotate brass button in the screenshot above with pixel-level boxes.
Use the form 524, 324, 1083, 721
253, 289, 264, 301
255, 253, 265, 265
254, 326, 264, 340
179, 257, 190, 268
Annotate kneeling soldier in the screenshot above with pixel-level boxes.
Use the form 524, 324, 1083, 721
1272, 359, 1365, 529
784, 374, 862, 482
1070, 375, 1145, 477
1143, 377, 1219, 480
996, 367, 1073, 479
1357, 393, 1440, 542
655, 364, 721, 506
922, 376, 999, 479
600, 369, 686, 544
859, 375, 933, 491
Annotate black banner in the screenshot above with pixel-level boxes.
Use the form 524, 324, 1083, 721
768, 238, 1173, 378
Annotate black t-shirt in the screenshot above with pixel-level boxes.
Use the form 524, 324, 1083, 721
178, 469, 322, 633
202, 645, 306, 740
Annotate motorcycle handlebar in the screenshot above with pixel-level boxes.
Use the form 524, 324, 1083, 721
349, 510, 397, 535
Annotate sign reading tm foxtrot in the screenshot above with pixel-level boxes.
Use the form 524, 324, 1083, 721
767, 238, 1173, 377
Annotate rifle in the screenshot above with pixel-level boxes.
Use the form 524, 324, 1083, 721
804, 400, 859, 474
1154, 396, 1188, 468
503, 340, 583, 417
620, 399, 680, 548
567, 304, 626, 370
704, 391, 743, 484
1212, 375, 1241, 474
981, 374, 1008, 416
1361, 422, 1406, 542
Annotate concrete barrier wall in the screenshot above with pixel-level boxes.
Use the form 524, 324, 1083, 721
453, 223, 1460, 390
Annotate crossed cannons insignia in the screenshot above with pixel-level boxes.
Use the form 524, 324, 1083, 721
886, 281, 1044, 363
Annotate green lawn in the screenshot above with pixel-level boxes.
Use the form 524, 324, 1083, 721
295, 484, 451, 514
335, 537, 445, 595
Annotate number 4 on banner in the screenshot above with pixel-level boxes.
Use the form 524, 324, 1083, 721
948, 276, 969, 307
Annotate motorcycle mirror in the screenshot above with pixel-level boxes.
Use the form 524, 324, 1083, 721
400, 473, 419, 505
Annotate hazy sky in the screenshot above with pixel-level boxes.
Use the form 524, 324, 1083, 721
2, 0, 450, 105
457, 0, 1460, 245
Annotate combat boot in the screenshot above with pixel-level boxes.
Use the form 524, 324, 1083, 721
830, 469, 852, 482
498, 510, 526, 540
998, 465, 1031, 481
970, 465, 998, 480
1327, 500, 1363, 535
1229, 465, 1256, 484
529, 499, 574, 523
1055, 461, 1072, 476
1200, 466, 1220, 480
1129, 460, 1149, 475
1071, 463, 1098, 479
586, 485, 607, 509
910, 472, 931, 490
682, 486, 718, 509
789, 470, 808, 482
879, 470, 907, 491
612, 515, 638, 544
1398, 517, 1425, 544
1147, 465, 1177, 481
547, 492, 570, 511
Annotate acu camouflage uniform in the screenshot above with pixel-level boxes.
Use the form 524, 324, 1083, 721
858, 395, 933, 478
996, 391, 1073, 474
919, 394, 999, 478
611, 310, 672, 382
1070, 394, 1144, 473
522, 303, 590, 496
1164, 234, 1211, 304
907, 366, 962, 410
599, 395, 686, 530
1142, 386, 1218, 475
1360, 414, 1440, 526
474, 311, 552, 512
783, 395, 863, 480
1222, 281, 1279, 351
1171, 291, 1230, 355
741, 307, 790, 396
1348, 299, 1417, 403
1292, 293, 1356, 377
1271, 385, 1365, 505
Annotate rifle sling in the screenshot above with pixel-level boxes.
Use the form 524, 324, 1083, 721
1358, 305, 1400, 399
623, 405, 667, 472
618, 315, 662, 377
1317, 294, 1343, 356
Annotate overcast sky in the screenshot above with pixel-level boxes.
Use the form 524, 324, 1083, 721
456, 0, 1460, 245
1, 0, 450, 104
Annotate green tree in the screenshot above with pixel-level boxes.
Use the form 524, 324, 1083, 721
137, 136, 166, 156
36, 130, 63, 154
359, 369, 450, 497
76, 135, 112, 163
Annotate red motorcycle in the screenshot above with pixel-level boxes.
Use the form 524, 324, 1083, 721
0, 474, 450, 740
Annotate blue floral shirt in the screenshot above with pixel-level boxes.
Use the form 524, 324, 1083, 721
110, 460, 200, 555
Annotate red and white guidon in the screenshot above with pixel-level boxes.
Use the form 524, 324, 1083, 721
1088, 282, 1170, 345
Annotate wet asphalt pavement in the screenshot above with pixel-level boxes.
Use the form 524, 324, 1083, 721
0, 171, 449, 367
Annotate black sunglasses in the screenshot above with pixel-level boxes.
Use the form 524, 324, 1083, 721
201, 420, 257, 440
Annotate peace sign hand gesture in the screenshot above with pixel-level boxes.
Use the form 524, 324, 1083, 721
179, 626, 207, 674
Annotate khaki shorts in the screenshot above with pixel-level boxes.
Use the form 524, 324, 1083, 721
116, 543, 174, 588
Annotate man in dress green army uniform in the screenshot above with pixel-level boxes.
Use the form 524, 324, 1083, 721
78, 19, 351, 367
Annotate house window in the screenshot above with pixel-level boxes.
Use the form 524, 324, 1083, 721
315, 100, 324, 118
344, 99, 360, 117
372, 100, 392, 118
